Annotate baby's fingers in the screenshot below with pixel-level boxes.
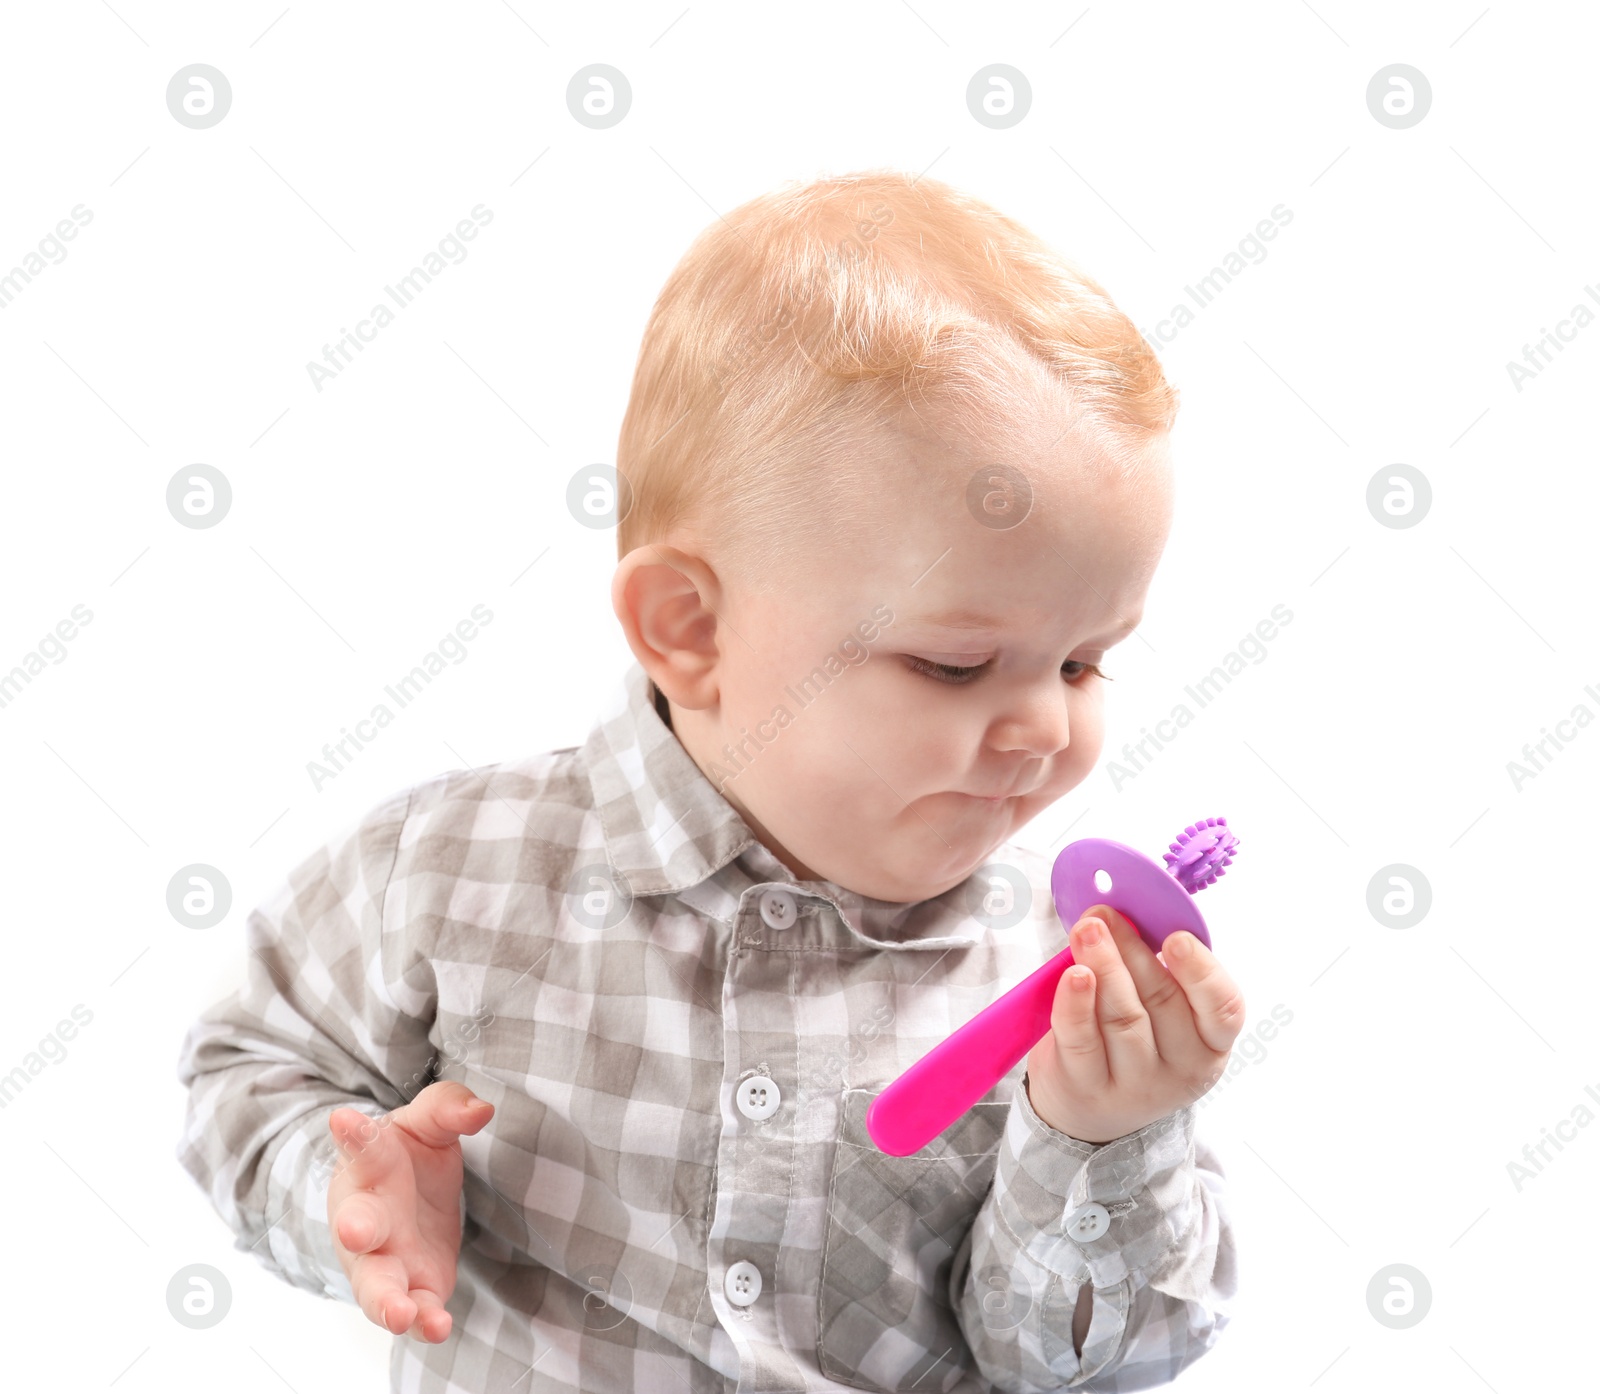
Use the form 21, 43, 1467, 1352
1162, 933, 1247, 1051
348, 1250, 419, 1335
333, 1189, 392, 1256
392, 1081, 494, 1149
405, 1287, 454, 1344
1047, 963, 1110, 1091
329, 1106, 401, 1187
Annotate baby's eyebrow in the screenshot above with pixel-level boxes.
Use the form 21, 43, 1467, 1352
906, 608, 1005, 631
901, 610, 1141, 644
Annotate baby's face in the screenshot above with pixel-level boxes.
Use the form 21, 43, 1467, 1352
672, 396, 1174, 905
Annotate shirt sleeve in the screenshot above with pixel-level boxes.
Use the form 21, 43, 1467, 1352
951, 1071, 1236, 1392
173, 783, 441, 1303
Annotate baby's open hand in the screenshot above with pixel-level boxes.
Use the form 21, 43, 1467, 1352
327, 1080, 495, 1342
1024, 904, 1244, 1145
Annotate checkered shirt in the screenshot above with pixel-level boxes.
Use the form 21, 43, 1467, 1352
175, 659, 1236, 1392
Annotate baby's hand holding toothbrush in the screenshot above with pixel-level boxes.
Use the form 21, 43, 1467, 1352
1024, 903, 1245, 1145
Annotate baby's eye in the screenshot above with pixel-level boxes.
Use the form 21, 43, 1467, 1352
905, 656, 989, 683
904, 656, 1110, 684
1062, 661, 1110, 682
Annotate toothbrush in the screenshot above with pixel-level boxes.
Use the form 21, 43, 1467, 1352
865, 817, 1239, 1157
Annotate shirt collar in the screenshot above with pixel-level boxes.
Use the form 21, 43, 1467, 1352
581, 661, 993, 950
581, 660, 757, 898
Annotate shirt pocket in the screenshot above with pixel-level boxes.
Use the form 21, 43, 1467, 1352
816, 1085, 1011, 1390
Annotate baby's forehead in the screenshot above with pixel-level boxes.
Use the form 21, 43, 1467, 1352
792, 423, 1167, 618
864, 382, 1131, 504
847, 411, 1152, 542
818, 496, 1145, 620
726, 373, 1168, 604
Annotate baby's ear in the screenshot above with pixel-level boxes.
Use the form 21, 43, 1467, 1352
611, 544, 724, 707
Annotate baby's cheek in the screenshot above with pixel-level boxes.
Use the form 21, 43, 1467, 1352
1071, 691, 1106, 762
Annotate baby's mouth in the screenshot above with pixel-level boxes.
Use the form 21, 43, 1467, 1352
957, 773, 1043, 802
951, 790, 1013, 807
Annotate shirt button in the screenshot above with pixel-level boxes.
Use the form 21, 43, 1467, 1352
1065, 1202, 1111, 1242
736, 1075, 782, 1121
758, 888, 797, 930
724, 1260, 763, 1306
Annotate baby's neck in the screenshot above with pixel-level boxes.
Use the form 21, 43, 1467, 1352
651, 681, 675, 731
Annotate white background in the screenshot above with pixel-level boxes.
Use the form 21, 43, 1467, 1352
1, 1, 1595, 1390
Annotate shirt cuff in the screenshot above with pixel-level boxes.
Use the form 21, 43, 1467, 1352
996, 1072, 1199, 1290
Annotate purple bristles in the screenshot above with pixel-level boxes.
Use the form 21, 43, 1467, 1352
1164, 816, 1239, 894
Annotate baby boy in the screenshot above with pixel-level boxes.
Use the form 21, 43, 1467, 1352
176, 169, 1242, 1394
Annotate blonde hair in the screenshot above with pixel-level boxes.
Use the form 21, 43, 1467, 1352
614, 167, 1176, 580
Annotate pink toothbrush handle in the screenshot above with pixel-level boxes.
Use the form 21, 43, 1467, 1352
864, 945, 1076, 1157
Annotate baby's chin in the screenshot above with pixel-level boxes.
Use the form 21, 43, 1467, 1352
780, 778, 1069, 903
819, 816, 1026, 905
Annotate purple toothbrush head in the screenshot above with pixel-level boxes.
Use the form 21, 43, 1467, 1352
1164, 816, 1239, 895
1052, 815, 1241, 957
